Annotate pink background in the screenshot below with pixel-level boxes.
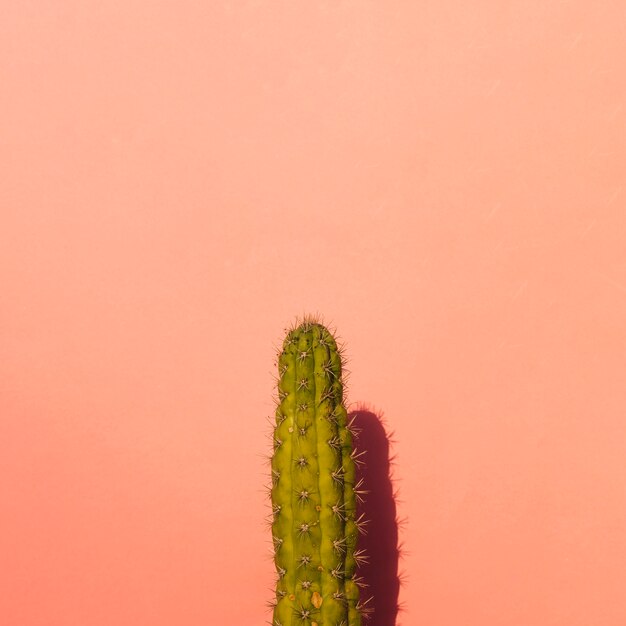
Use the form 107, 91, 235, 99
1, 2, 625, 625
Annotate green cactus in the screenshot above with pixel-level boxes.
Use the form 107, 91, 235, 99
268, 315, 369, 626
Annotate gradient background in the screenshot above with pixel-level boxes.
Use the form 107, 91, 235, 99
1, 2, 625, 625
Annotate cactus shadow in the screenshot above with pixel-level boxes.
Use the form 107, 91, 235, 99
349, 409, 400, 626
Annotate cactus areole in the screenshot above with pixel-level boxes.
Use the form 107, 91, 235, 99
269, 316, 368, 626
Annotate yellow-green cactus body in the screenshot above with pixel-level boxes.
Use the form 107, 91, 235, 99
269, 317, 366, 626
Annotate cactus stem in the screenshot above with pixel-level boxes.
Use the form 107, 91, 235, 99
269, 319, 366, 626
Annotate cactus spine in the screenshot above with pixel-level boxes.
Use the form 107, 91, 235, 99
269, 316, 368, 626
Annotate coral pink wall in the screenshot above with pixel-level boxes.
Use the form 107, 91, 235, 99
1, 2, 625, 624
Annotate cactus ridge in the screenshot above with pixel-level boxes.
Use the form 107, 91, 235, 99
268, 314, 367, 626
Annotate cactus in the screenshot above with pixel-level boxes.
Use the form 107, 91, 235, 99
268, 315, 370, 626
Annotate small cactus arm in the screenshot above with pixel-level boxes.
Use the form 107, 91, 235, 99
268, 315, 370, 626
